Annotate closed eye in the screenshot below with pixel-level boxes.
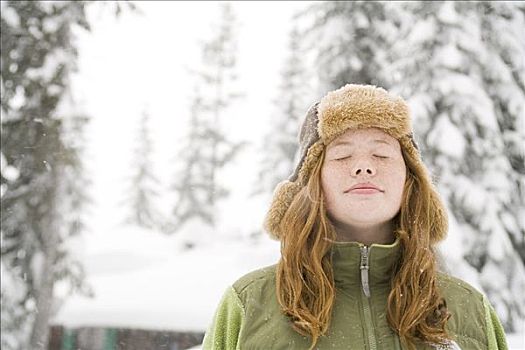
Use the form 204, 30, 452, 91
335, 156, 351, 161
374, 155, 388, 159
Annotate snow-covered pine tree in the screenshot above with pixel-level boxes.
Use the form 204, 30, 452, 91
122, 108, 161, 229
299, 1, 403, 93
168, 3, 245, 239
389, 1, 525, 331
252, 24, 312, 196
58, 110, 91, 243
169, 90, 215, 234
52, 85, 94, 308
476, 2, 525, 263
0, 2, 93, 348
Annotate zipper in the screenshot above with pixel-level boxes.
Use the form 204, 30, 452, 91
360, 246, 371, 297
360, 245, 377, 350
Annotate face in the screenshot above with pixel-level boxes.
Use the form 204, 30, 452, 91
321, 128, 406, 233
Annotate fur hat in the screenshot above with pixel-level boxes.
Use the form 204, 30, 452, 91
264, 83, 432, 240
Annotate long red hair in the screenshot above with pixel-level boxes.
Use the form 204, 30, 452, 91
276, 145, 451, 349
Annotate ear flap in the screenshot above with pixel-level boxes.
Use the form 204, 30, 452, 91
263, 181, 303, 240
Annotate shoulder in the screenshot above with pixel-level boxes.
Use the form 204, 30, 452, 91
436, 272, 484, 302
436, 272, 486, 319
437, 273, 490, 349
232, 264, 277, 301
232, 264, 277, 293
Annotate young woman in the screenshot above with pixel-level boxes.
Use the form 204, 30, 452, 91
202, 84, 508, 349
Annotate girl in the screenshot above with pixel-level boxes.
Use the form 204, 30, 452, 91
202, 84, 508, 349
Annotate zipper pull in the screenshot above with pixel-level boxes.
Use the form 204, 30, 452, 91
360, 246, 371, 298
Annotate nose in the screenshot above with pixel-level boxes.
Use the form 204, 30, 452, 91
351, 159, 376, 177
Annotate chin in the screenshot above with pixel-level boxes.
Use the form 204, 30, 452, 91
337, 212, 392, 225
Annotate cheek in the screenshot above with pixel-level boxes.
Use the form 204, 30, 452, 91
376, 160, 405, 189
320, 166, 339, 203
320, 167, 331, 198
389, 166, 407, 199
321, 165, 344, 189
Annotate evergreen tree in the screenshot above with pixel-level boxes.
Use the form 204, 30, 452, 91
168, 3, 245, 238
52, 86, 94, 310
123, 108, 161, 229
300, 1, 403, 93
0, 1, 135, 347
477, 2, 525, 263
0, 2, 92, 348
389, 1, 525, 331
252, 25, 312, 196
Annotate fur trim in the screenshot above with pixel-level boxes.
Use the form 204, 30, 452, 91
318, 84, 411, 145
263, 180, 302, 240
264, 141, 324, 239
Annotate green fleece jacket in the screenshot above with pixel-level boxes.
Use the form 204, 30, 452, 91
203, 240, 508, 349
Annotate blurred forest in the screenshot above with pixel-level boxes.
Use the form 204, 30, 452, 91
1, 1, 524, 349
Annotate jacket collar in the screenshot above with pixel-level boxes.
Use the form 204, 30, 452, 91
330, 238, 401, 289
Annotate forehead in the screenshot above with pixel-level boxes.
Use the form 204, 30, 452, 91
327, 128, 399, 149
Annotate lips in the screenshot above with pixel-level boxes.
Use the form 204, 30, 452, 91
345, 182, 383, 193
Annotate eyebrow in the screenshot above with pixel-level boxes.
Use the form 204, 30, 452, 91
329, 139, 393, 148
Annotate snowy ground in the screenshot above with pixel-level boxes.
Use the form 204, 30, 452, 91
51, 226, 281, 332
51, 227, 524, 349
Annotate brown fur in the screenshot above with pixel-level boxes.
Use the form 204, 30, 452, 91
318, 84, 411, 144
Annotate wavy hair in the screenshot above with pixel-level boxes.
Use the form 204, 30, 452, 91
275, 144, 451, 349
